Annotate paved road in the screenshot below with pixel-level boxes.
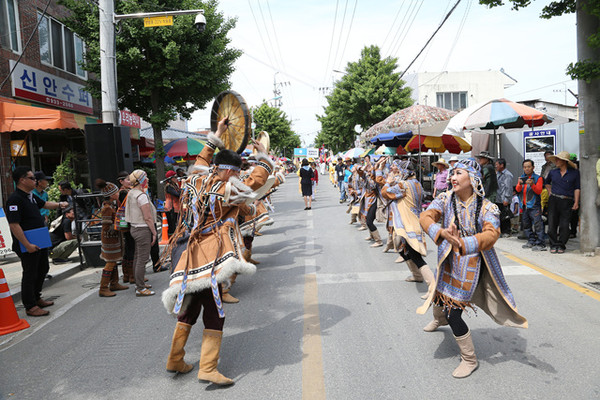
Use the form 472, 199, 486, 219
1, 174, 599, 399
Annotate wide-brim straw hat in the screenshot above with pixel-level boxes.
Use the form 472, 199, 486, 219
476, 151, 494, 161
549, 151, 577, 169
432, 158, 449, 168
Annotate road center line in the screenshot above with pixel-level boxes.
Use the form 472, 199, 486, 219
302, 267, 326, 400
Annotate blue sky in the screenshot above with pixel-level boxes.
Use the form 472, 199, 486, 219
189, 0, 577, 146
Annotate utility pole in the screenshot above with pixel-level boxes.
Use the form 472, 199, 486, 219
99, 0, 118, 125
576, 0, 600, 255
273, 72, 289, 107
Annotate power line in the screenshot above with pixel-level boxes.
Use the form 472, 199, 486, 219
322, 0, 340, 86
385, 0, 418, 57
380, 0, 463, 104
440, 0, 472, 72
389, 0, 425, 58
335, 0, 358, 71
330, 0, 349, 83
247, 0, 276, 69
257, 0, 282, 72
242, 52, 317, 89
381, 0, 407, 51
1, 0, 53, 91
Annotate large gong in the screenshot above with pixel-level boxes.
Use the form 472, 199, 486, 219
210, 90, 251, 154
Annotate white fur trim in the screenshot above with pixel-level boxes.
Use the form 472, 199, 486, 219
188, 165, 211, 175
254, 152, 274, 168
276, 172, 286, 184
207, 132, 225, 150
161, 256, 256, 314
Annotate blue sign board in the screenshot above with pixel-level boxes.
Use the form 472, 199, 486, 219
294, 148, 307, 157
523, 129, 556, 175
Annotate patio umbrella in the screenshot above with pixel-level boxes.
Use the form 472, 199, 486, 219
405, 134, 472, 154
370, 131, 413, 147
163, 138, 206, 158
444, 98, 553, 156
344, 147, 365, 159
374, 145, 397, 155
379, 104, 457, 137
361, 148, 376, 157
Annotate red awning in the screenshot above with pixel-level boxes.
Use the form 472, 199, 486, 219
0, 101, 81, 132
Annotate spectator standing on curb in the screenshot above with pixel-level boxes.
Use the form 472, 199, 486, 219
164, 170, 181, 237
6, 166, 69, 317
516, 160, 546, 251
545, 151, 580, 254
432, 158, 449, 198
335, 157, 346, 203
476, 151, 498, 203
33, 171, 51, 224
495, 158, 514, 237
541, 151, 556, 181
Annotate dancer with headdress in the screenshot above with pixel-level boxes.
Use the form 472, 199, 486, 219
162, 118, 272, 385
379, 159, 434, 297
418, 158, 527, 378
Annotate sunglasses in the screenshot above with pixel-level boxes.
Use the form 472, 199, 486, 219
24, 176, 36, 181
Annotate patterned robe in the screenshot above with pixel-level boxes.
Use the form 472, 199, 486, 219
419, 191, 527, 328
162, 135, 273, 314
381, 178, 426, 256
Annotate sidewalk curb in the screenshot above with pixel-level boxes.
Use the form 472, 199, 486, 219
10, 263, 83, 304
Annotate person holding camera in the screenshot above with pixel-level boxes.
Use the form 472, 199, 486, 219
516, 159, 546, 251
6, 166, 69, 317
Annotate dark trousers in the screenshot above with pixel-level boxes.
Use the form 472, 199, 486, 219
495, 203, 511, 234
126, 230, 159, 270
570, 208, 579, 236
445, 307, 469, 337
522, 206, 545, 246
547, 195, 573, 250
177, 286, 225, 331
401, 244, 426, 268
366, 201, 378, 232
19, 248, 50, 310
166, 210, 179, 236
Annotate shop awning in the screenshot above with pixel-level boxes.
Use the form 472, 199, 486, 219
1, 101, 82, 133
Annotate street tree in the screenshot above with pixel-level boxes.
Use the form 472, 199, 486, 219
252, 103, 301, 157
59, 0, 241, 198
316, 45, 413, 153
479, 0, 599, 253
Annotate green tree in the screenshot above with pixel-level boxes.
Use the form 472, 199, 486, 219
59, 0, 241, 198
479, 0, 600, 253
252, 103, 301, 157
316, 45, 413, 152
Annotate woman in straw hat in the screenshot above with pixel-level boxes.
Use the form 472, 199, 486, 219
545, 151, 580, 254
432, 158, 450, 198
419, 158, 527, 378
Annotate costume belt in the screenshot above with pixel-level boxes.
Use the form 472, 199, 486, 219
200, 217, 236, 235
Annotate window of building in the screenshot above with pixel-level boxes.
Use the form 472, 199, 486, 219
436, 91, 467, 111
38, 12, 87, 79
0, 0, 21, 52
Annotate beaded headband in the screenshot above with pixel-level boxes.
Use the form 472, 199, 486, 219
449, 158, 485, 197
217, 164, 241, 172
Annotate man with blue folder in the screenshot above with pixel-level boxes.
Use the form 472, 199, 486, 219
6, 166, 69, 317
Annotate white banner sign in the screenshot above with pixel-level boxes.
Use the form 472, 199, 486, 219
307, 148, 319, 159
0, 208, 13, 255
10, 60, 93, 114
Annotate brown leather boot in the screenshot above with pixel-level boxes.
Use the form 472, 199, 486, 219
166, 322, 194, 374
370, 230, 383, 247
110, 267, 129, 291
405, 260, 424, 282
197, 329, 234, 385
453, 330, 478, 378
99, 270, 116, 297
349, 213, 357, 224
419, 265, 436, 299
122, 259, 132, 284
222, 274, 240, 303
382, 233, 394, 253
364, 231, 374, 241
423, 305, 448, 332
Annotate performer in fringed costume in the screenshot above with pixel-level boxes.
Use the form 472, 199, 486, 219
357, 156, 384, 247
95, 180, 129, 297
379, 160, 435, 298
418, 158, 527, 378
346, 165, 362, 225
161, 118, 272, 385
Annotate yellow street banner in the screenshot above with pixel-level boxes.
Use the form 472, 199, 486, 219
143, 16, 173, 27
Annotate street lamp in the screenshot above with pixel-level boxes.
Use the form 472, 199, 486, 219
99, 0, 204, 124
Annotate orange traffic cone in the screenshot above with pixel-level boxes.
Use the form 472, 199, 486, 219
0, 268, 30, 336
159, 212, 169, 245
